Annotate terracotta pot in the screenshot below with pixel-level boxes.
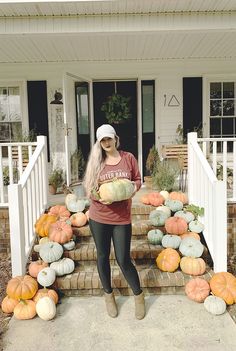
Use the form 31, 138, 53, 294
49, 184, 57, 195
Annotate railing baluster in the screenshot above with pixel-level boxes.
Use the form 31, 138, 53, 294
0, 146, 4, 203
223, 141, 227, 182
233, 141, 236, 199
212, 141, 217, 175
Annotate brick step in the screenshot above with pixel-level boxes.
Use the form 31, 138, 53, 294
64, 240, 163, 263
73, 220, 161, 241
55, 264, 214, 297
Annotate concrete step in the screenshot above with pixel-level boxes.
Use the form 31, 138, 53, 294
55, 264, 214, 297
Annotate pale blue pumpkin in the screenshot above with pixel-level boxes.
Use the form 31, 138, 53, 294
179, 237, 204, 258
164, 199, 183, 212
174, 210, 195, 223
147, 229, 164, 245
155, 205, 171, 218
162, 234, 181, 249
149, 210, 168, 226
189, 220, 205, 233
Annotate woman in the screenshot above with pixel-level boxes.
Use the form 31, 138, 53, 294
83, 124, 145, 319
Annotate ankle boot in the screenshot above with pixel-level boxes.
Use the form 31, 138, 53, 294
134, 291, 145, 320
104, 291, 118, 318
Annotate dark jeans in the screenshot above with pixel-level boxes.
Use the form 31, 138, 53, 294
89, 219, 142, 295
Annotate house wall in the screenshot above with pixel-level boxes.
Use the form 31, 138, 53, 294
0, 58, 236, 167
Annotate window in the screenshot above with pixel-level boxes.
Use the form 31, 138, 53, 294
0, 86, 22, 142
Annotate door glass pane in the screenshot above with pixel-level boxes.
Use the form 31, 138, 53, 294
222, 118, 233, 135
75, 83, 89, 134
142, 85, 154, 133
210, 82, 221, 98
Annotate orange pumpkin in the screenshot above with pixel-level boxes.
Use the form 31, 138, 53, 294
140, 195, 150, 205
6, 275, 38, 300
14, 299, 36, 320
180, 257, 206, 276
28, 260, 49, 278
48, 205, 71, 220
156, 248, 180, 272
209, 272, 236, 305
70, 212, 87, 227
185, 278, 210, 302
34, 214, 57, 237
48, 220, 73, 244
1, 296, 18, 314
169, 191, 188, 204
147, 192, 164, 207
179, 232, 200, 241
165, 217, 188, 235
33, 288, 59, 304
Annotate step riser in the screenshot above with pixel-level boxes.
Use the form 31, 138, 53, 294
61, 287, 186, 297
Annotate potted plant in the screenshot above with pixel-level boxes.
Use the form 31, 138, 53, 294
101, 93, 131, 124
48, 168, 64, 195
152, 159, 180, 191
144, 145, 160, 188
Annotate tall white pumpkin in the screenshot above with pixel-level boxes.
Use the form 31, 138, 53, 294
36, 296, 56, 320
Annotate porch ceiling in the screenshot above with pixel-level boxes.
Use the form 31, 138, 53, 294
0, 0, 236, 63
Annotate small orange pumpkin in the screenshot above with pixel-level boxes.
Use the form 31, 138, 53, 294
13, 299, 36, 320
6, 275, 38, 300
185, 278, 210, 302
156, 248, 180, 272
33, 288, 59, 304
70, 212, 87, 227
165, 217, 188, 235
169, 191, 188, 204
1, 296, 19, 314
180, 257, 206, 276
48, 205, 71, 220
209, 272, 236, 305
147, 192, 164, 207
28, 260, 49, 278
34, 214, 57, 237
48, 220, 73, 244
179, 232, 200, 240
140, 195, 150, 205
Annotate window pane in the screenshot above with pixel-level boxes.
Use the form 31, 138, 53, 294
76, 84, 89, 134
142, 84, 154, 133
222, 118, 233, 136
0, 123, 10, 141
0, 88, 9, 121
8, 87, 21, 121
223, 82, 234, 98
210, 118, 221, 136
223, 100, 234, 116
210, 82, 221, 98
210, 100, 221, 116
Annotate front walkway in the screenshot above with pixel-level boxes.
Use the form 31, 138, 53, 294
2, 295, 236, 351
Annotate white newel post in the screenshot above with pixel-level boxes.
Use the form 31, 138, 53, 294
187, 132, 198, 203
8, 184, 26, 276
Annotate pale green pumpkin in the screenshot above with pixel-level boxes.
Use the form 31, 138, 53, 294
99, 179, 134, 203
204, 296, 226, 315
174, 210, 195, 223
179, 237, 204, 258
189, 220, 205, 233
50, 258, 75, 276
164, 199, 183, 212
149, 210, 168, 226
162, 234, 181, 249
147, 229, 164, 245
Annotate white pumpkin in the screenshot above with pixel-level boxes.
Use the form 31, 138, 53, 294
155, 205, 171, 218
160, 190, 169, 200
174, 210, 195, 224
37, 267, 56, 287
50, 258, 75, 276
39, 237, 50, 245
204, 295, 226, 315
63, 240, 76, 251
65, 194, 86, 213
147, 229, 164, 245
189, 220, 205, 233
36, 296, 56, 320
39, 242, 63, 263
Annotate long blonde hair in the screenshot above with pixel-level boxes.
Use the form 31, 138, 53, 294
83, 136, 120, 196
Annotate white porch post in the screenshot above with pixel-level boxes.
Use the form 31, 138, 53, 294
187, 132, 198, 203
8, 183, 26, 277
37, 135, 48, 210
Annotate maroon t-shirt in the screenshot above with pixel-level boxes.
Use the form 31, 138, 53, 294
89, 151, 141, 225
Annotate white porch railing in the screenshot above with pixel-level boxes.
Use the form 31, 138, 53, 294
188, 132, 227, 273
7, 136, 48, 276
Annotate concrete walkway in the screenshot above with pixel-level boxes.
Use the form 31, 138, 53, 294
2, 295, 236, 351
